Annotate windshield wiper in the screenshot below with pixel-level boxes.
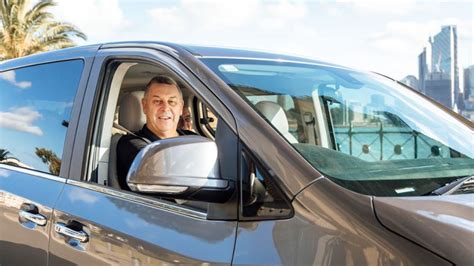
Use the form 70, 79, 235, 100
426, 176, 473, 196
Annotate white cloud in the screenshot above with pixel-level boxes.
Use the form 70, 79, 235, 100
148, 0, 311, 34
0, 71, 32, 89
372, 37, 414, 54
341, 0, 417, 15
185, 0, 260, 31
53, 0, 131, 42
125, 217, 151, 230
265, 0, 307, 20
148, 6, 186, 31
257, 1, 309, 31
0, 107, 43, 136
144, 0, 320, 57
148, 0, 260, 31
369, 19, 473, 54
68, 188, 99, 204
0, 169, 10, 177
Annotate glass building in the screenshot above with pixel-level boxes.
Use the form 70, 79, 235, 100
464, 66, 474, 100
417, 48, 428, 93
418, 26, 459, 110
462, 66, 474, 121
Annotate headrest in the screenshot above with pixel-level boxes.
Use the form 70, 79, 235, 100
119, 91, 146, 132
255, 101, 298, 143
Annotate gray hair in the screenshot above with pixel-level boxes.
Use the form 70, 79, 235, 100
144, 75, 183, 100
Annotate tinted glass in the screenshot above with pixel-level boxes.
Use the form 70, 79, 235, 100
202, 58, 474, 197
0, 60, 83, 175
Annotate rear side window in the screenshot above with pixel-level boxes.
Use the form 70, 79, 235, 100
0, 60, 83, 176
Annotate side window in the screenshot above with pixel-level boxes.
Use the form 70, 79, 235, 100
89, 61, 233, 209
0, 60, 83, 175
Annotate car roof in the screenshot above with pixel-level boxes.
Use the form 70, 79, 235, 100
180, 44, 330, 64
102, 41, 344, 67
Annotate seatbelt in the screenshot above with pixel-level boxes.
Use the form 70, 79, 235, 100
113, 122, 151, 144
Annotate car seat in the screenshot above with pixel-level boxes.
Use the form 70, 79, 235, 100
255, 101, 298, 143
108, 91, 145, 189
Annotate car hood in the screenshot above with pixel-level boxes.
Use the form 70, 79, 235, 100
373, 194, 474, 265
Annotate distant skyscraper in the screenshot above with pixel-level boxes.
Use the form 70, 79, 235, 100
462, 66, 474, 121
418, 48, 427, 93
464, 66, 474, 99
418, 25, 459, 110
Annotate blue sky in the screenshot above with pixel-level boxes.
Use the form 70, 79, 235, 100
52, 0, 473, 81
0, 61, 82, 171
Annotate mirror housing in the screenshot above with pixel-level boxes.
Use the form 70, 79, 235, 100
127, 136, 234, 203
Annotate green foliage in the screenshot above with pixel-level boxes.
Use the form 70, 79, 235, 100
0, 148, 11, 161
35, 147, 61, 175
0, 0, 86, 60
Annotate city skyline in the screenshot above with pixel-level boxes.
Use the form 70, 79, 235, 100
410, 24, 474, 121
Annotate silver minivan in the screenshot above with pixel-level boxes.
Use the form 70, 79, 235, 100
1, 42, 473, 265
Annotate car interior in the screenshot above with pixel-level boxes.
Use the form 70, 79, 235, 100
88, 61, 218, 189
84, 60, 303, 216
90, 60, 311, 186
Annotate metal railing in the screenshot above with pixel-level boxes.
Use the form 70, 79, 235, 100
334, 123, 446, 161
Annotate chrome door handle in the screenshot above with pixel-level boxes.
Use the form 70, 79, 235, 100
19, 210, 47, 226
54, 223, 89, 243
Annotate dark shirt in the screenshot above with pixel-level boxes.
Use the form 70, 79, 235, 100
116, 124, 196, 191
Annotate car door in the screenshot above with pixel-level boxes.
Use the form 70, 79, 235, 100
0, 54, 92, 265
47, 47, 239, 264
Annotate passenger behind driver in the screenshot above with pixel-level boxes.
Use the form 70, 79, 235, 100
178, 105, 194, 132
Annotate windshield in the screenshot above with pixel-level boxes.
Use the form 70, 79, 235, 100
201, 58, 474, 197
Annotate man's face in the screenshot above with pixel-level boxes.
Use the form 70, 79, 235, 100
181, 107, 193, 131
142, 83, 183, 139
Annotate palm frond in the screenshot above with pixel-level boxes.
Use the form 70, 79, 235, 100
0, 0, 87, 60
23, 0, 53, 29
41, 21, 87, 40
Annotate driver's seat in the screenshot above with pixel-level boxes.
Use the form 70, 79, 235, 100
108, 91, 145, 189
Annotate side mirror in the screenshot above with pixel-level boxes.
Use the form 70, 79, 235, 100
127, 136, 234, 203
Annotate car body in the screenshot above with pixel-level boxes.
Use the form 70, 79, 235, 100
0, 42, 473, 265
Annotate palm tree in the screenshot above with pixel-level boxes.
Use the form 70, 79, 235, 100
0, 148, 11, 161
0, 0, 86, 60
35, 147, 61, 175
0, 148, 20, 166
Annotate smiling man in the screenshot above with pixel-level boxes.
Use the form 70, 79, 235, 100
142, 76, 184, 139
116, 75, 196, 191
